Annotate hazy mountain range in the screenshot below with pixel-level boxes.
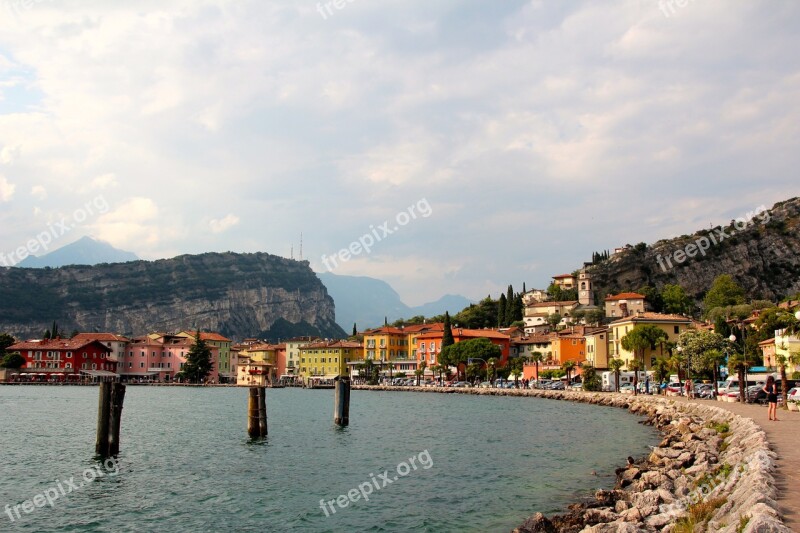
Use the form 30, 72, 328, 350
18, 236, 139, 268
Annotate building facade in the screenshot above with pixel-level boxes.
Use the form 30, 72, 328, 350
608, 312, 691, 370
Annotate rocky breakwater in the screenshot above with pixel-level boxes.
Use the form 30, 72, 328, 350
354, 386, 789, 532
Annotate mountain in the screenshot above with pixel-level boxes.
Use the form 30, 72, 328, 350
317, 272, 472, 330
0, 252, 346, 341
587, 197, 800, 306
18, 236, 139, 268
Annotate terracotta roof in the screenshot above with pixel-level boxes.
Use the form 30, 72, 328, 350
416, 328, 510, 341
527, 301, 578, 308
552, 274, 575, 279
71, 333, 130, 342
758, 338, 776, 346
363, 327, 406, 335
604, 292, 646, 301
403, 323, 444, 333
9, 338, 112, 352
609, 312, 691, 325
301, 340, 363, 349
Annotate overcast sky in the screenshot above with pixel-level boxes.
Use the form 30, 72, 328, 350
1, 0, 798, 306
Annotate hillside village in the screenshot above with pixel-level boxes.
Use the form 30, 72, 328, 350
2, 267, 799, 391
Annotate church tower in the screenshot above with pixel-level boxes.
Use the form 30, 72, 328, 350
578, 268, 594, 306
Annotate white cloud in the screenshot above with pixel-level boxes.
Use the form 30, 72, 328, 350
0, 175, 15, 201
0, 145, 20, 164
209, 214, 240, 234
90, 173, 118, 190
30, 185, 47, 200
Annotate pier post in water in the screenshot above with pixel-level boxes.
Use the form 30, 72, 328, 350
334, 376, 350, 426
96, 381, 126, 457
258, 386, 268, 437
248, 387, 260, 438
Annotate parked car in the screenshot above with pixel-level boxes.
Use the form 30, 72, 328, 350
620, 384, 635, 394
665, 382, 683, 396
549, 381, 566, 390
478, 381, 492, 388
569, 383, 583, 391
787, 387, 800, 401
452, 381, 469, 388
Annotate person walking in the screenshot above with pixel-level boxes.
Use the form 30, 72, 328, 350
763, 375, 779, 421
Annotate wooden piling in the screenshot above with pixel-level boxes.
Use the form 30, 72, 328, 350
248, 387, 260, 438
95, 382, 111, 455
334, 377, 350, 426
258, 386, 268, 437
108, 383, 126, 456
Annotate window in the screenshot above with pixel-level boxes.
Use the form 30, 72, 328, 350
66, 352, 73, 358
140, 362, 145, 368
420, 342, 426, 351
66, 363, 72, 369
674, 326, 680, 334
129, 362, 133, 368
83, 352, 88, 358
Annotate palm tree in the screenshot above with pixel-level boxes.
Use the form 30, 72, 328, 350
531, 351, 544, 384
510, 358, 523, 387
609, 358, 626, 392
418, 361, 427, 385
487, 357, 498, 384
628, 358, 643, 396
561, 360, 576, 386
414, 368, 423, 386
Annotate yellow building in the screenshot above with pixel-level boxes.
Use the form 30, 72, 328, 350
584, 328, 610, 369
299, 340, 363, 385
774, 328, 800, 374
608, 312, 691, 370
363, 327, 408, 362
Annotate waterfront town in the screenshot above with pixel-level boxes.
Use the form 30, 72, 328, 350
3, 268, 799, 394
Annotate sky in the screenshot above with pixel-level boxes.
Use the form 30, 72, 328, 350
0, 0, 799, 306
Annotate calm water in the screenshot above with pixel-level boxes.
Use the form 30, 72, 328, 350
0, 386, 658, 532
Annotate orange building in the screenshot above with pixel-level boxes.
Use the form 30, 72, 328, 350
416, 328, 511, 375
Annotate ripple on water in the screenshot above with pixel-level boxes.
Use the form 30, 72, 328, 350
0, 387, 658, 532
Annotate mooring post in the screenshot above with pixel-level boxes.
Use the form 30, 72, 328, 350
258, 386, 268, 437
248, 387, 260, 438
334, 376, 350, 426
108, 383, 126, 456
95, 381, 112, 455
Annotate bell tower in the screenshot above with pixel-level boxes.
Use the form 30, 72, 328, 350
578, 268, 594, 306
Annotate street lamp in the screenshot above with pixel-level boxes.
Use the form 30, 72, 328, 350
677, 345, 688, 398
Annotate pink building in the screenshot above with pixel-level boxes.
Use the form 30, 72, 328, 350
120, 334, 219, 382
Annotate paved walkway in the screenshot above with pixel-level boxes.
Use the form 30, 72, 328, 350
680, 398, 799, 530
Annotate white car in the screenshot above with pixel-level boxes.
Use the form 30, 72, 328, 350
787, 387, 800, 401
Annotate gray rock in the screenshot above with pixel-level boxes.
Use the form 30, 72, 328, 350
514, 512, 557, 533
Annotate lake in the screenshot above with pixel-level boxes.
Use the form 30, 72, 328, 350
0, 386, 659, 532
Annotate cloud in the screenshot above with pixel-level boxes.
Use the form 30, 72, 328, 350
30, 185, 47, 200
0, 175, 15, 201
91, 173, 118, 190
209, 214, 240, 234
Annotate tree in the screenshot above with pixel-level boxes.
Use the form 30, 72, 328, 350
1, 352, 25, 369
621, 325, 669, 381
511, 293, 524, 323
487, 357, 499, 383
440, 338, 501, 381
183, 331, 214, 383
678, 329, 726, 375
561, 360, 576, 384
531, 351, 544, 383
652, 357, 671, 389
0, 333, 15, 356
497, 294, 507, 328
703, 274, 746, 315
571, 310, 586, 325
662, 284, 693, 315
442, 312, 455, 349
43, 329, 51, 340
418, 361, 427, 385
585, 309, 605, 326
352, 323, 357, 337
638, 286, 664, 313
581, 363, 601, 391
509, 358, 523, 386
628, 358, 643, 396
609, 358, 626, 392
727, 350, 748, 403
414, 368, 423, 385
546, 313, 562, 330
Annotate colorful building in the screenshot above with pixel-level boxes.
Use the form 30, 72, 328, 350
299, 340, 363, 385
604, 292, 647, 318
284, 336, 319, 379
415, 328, 511, 373
71, 333, 130, 364
9, 338, 115, 381
363, 327, 408, 362
177, 331, 232, 382
584, 328, 610, 369
121, 334, 220, 383
608, 312, 691, 371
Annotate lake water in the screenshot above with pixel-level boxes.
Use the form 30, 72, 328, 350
0, 386, 659, 532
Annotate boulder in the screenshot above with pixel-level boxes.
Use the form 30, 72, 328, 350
514, 512, 557, 533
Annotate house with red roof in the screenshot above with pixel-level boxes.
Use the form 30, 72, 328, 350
604, 292, 647, 318
8, 337, 115, 381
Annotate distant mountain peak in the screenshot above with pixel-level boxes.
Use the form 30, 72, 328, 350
17, 236, 139, 268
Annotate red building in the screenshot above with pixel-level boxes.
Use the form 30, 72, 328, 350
416, 328, 511, 373
8, 337, 116, 381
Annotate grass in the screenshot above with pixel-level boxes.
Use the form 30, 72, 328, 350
736, 514, 750, 533
707, 421, 730, 434
673, 497, 727, 533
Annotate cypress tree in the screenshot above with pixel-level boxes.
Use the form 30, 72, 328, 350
498, 294, 507, 327
442, 312, 455, 349
352, 323, 357, 336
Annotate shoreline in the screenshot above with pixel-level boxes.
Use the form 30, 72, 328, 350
354, 385, 789, 533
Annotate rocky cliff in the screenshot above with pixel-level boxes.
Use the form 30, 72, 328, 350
0, 252, 346, 341
588, 197, 800, 304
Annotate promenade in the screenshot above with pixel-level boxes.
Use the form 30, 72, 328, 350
681, 397, 800, 530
